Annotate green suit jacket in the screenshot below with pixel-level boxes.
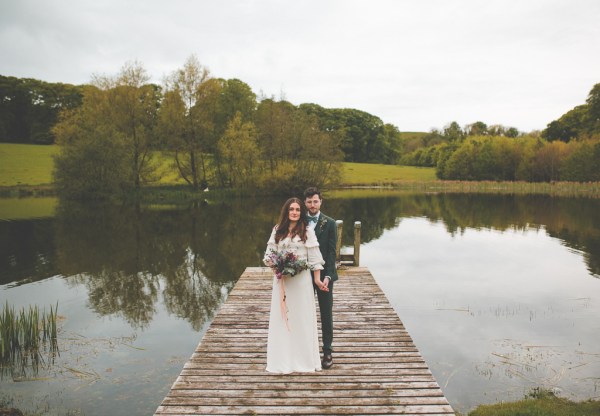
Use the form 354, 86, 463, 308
313, 213, 338, 282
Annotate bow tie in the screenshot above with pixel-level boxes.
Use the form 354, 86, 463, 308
308, 216, 318, 224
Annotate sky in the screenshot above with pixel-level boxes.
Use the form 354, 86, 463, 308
1, 0, 599, 133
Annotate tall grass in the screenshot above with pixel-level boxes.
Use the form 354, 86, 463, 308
464, 388, 600, 416
0, 302, 58, 375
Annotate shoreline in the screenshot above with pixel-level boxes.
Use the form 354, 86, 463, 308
2, 180, 600, 201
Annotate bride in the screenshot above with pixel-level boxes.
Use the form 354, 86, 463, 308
263, 197, 329, 373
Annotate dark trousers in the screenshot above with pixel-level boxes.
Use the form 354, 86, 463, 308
314, 279, 334, 355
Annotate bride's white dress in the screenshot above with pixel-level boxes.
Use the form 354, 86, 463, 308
263, 227, 324, 373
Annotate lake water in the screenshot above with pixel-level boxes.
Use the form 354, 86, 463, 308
1, 191, 599, 415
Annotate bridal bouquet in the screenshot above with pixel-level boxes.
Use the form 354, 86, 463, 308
264, 249, 309, 280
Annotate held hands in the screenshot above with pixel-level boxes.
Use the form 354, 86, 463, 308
314, 275, 330, 292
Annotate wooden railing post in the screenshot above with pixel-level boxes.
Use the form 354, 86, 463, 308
335, 220, 343, 261
353, 221, 361, 266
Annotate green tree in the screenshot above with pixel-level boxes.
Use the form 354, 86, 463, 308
210, 78, 257, 185
0, 75, 83, 144
466, 121, 488, 136
442, 139, 477, 180
434, 143, 458, 179
443, 121, 465, 142
542, 82, 600, 142
93, 62, 160, 189
505, 127, 520, 138
255, 98, 296, 174
53, 86, 130, 199
254, 99, 342, 192
515, 136, 542, 181
299, 104, 400, 163
560, 140, 600, 181
214, 78, 257, 139
542, 105, 588, 142
372, 123, 402, 164
495, 136, 522, 180
585, 82, 600, 136
286, 110, 342, 190
158, 55, 216, 189
53, 62, 159, 199
217, 112, 260, 187
532, 140, 568, 181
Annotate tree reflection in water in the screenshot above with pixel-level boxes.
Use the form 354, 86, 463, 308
1, 192, 598, 330
327, 193, 600, 278
50, 198, 279, 329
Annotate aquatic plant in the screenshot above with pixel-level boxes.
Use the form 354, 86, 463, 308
0, 302, 58, 372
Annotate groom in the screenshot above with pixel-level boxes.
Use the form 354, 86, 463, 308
304, 187, 338, 369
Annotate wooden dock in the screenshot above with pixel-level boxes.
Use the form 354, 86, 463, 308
155, 266, 455, 415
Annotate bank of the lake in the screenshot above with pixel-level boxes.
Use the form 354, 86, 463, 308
3, 143, 600, 200
463, 389, 600, 416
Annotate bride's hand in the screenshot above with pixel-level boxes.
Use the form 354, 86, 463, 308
315, 276, 329, 292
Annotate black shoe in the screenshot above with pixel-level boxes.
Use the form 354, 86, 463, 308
322, 354, 333, 369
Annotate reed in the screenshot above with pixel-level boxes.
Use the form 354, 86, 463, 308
0, 302, 58, 366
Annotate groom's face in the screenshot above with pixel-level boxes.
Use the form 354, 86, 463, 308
305, 194, 322, 216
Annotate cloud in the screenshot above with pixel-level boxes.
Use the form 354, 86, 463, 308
1, 0, 599, 131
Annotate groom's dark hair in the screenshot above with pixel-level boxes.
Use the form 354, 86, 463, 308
303, 187, 321, 200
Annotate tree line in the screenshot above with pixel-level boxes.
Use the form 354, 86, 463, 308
1, 65, 403, 162
0, 75, 83, 144
3, 62, 599, 192
51, 58, 349, 199
400, 84, 600, 182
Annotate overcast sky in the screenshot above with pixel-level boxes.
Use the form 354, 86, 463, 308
1, 0, 599, 132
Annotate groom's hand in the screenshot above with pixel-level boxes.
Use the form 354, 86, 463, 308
315, 276, 329, 292
321, 276, 330, 292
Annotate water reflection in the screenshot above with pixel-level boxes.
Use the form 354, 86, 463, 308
0, 192, 599, 414
1, 193, 599, 313
329, 193, 600, 277
51, 199, 280, 329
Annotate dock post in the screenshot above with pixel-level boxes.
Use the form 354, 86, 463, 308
353, 221, 361, 266
336, 220, 343, 261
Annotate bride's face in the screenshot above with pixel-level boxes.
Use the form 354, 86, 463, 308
288, 202, 301, 222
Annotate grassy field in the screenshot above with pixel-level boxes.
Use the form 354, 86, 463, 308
0, 143, 186, 187
0, 143, 439, 187
2, 144, 600, 199
0, 143, 58, 186
0, 197, 57, 219
341, 162, 436, 184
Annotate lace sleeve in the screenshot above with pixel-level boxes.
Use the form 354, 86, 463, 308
263, 226, 278, 267
306, 228, 324, 270
305, 228, 319, 248
307, 246, 325, 270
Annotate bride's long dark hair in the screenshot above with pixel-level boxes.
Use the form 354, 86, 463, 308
274, 197, 308, 243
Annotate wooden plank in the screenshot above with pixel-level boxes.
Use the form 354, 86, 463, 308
154, 266, 455, 415
156, 405, 454, 415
